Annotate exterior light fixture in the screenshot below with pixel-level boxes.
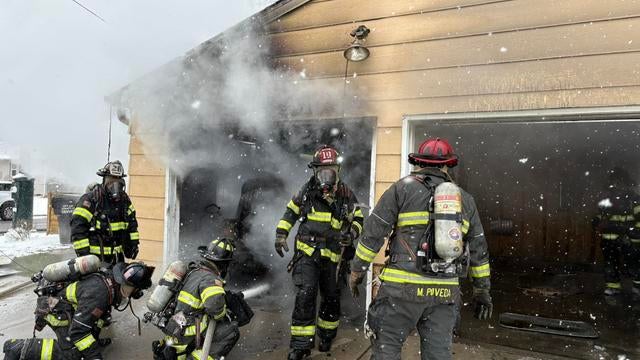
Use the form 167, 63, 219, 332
343, 25, 371, 62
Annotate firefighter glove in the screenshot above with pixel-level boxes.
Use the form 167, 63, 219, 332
472, 288, 493, 320
620, 234, 633, 247
275, 234, 289, 258
349, 270, 366, 298
339, 232, 353, 248
124, 243, 139, 259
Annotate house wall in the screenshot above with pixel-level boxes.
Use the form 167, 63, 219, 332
126, 0, 640, 263
127, 130, 166, 265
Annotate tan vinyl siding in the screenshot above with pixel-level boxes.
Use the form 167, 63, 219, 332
267, 0, 503, 33
274, 17, 640, 78
299, 53, 640, 101
266, 0, 640, 206
127, 132, 166, 263
375, 128, 402, 155
368, 86, 640, 127
270, 0, 640, 56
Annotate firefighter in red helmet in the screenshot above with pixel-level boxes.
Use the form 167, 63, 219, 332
275, 145, 364, 360
349, 138, 492, 360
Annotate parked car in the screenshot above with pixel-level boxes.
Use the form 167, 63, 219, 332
0, 181, 14, 221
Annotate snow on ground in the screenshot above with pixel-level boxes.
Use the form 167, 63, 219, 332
0, 232, 69, 258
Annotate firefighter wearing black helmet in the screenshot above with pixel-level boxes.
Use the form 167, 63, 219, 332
349, 138, 492, 360
3, 262, 154, 360
70, 160, 140, 265
275, 145, 364, 360
152, 237, 240, 360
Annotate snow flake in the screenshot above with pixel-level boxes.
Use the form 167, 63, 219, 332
518, 158, 528, 164
598, 198, 612, 208
500, 46, 508, 53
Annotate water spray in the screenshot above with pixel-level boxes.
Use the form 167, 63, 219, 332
241, 283, 270, 299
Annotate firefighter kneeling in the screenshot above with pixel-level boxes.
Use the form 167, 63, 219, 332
349, 138, 493, 360
3, 257, 154, 360
148, 238, 243, 360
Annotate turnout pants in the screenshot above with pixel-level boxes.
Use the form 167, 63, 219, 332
290, 251, 341, 350
367, 283, 459, 360
3, 326, 82, 360
602, 238, 640, 289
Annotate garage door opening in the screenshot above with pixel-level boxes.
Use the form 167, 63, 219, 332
405, 107, 640, 357
175, 118, 374, 282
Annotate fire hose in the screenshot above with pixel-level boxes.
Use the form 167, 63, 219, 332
200, 319, 217, 359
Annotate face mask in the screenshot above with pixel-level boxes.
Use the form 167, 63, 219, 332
106, 179, 125, 201
217, 262, 229, 279
131, 288, 144, 300
315, 167, 337, 194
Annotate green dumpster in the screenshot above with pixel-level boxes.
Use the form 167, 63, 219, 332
11, 175, 34, 230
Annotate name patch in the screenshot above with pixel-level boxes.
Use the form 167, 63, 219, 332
417, 287, 452, 298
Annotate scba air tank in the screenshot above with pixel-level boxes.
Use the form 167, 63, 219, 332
433, 182, 464, 262
42, 255, 101, 282
147, 261, 187, 313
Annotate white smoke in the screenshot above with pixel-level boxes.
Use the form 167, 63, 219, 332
118, 22, 369, 281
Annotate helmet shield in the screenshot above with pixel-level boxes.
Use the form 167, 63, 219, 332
113, 262, 155, 290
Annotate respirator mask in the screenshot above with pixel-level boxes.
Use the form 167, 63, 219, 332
315, 166, 339, 194
105, 179, 126, 201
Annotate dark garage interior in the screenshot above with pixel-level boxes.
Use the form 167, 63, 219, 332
414, 116, 640, 358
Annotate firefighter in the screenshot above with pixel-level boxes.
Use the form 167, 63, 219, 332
70, 160, 139, 265
349, 138, 492, 360
152, 237, 240, 360
274, 145, 364, 360
3, 262, 155, 360
593, 167, 640, 296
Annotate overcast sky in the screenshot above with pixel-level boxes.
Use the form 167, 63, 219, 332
0, 0, 274, 186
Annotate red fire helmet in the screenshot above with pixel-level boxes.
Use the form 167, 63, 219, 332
309, 145, 341, 167
408, 138, 458, 167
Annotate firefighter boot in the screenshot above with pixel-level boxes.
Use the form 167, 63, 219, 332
288, 348, 311, 360
98, 338, 112, 347
318, 338, 332, 352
